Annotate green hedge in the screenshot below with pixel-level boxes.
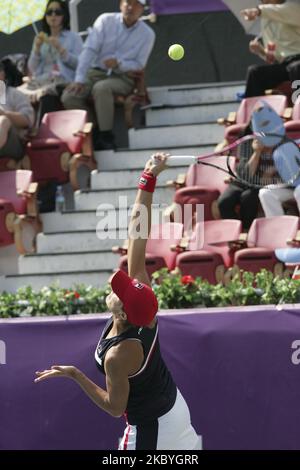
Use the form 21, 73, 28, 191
0, 269, 300, 318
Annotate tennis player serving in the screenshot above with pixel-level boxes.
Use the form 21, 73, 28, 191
35, 154, 202, 450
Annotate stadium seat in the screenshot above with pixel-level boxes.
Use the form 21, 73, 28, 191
232, 216, 299, 276
217, 95, 288, 149
265, 80, 293, 107
0, 170, 41, 253
114, 69, 150, 129
112, 222, 184, 278
285, 95, 300, 140
165, 157, 236, 224
23, 110, 96, 190
175, 219, 242, 284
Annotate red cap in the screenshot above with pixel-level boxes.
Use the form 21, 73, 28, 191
110, 270, 158, 326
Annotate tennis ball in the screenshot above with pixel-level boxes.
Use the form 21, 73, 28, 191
168, 44, 184, 61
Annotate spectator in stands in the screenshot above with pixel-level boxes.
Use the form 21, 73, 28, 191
62, 0, 155, 150
219, 98, 285, 227
217, 125, 261, 230
0, 59, 34, 162
241, 0, 300, 97
23, 0, 82, 121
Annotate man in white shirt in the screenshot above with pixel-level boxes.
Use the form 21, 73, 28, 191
241, 0, 300, 97
62, 0, 155, 150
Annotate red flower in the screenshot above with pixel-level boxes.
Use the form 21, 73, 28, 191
74, 291, 80, 299
181, 275, 195, 285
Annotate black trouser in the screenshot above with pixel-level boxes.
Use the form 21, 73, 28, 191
245, 55, 300, 97
38, 85, 65, 124
38, 94, 63, 124
218, 183, 259, 230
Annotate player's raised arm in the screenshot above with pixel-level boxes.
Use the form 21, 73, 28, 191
127, 153, 168, 286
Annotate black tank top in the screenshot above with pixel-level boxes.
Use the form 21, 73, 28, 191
94, 317, 177, 425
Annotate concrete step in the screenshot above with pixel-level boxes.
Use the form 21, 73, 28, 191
0, 245, 19, 275
95, 145, 214, 171
74, 186, 173, 210
37, 229, 128, 254
41, 211, 101, 233
145, 101, 238, 127
128, 123, 223, 149
41, 205, 165, 234
148, 82, 244, 106
91, 166, 187, 190
2, 270, 111, 292
18, 250, 118, 274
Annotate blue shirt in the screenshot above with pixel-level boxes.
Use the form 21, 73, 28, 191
28, 30, 83, 83
75, 13, 156, 83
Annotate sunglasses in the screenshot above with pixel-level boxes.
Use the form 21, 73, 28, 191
46, 8, 64, 16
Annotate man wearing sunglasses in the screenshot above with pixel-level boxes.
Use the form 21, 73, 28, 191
62, 0, 155, 150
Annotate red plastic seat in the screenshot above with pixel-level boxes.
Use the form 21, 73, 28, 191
1, 170, 32, 214
234, 216, 299, 275
0, 170, 40, 252
223, 95, 288, 144
118, 222, 184, 277
115, 69, 150, 129
285, 95, 300, 141
265, 80, 293, 107
24, 110, 95, 189
0, 198, 15, 246
176, 219, 242, 284
170, 156, 236, 223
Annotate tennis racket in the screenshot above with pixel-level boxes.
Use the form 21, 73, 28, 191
153, 133, 300, 189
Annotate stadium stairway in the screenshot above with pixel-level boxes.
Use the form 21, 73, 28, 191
0, 81, 242, 291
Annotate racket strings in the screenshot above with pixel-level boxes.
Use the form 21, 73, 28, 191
232, 138, 284, 188
195, 133, 300, 189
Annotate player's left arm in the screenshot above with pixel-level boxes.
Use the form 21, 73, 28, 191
34, 349, 134, 417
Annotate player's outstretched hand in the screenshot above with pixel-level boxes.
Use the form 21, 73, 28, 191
34, 365, 78, 383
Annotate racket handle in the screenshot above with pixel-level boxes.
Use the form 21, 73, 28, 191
151, 155, 196, 166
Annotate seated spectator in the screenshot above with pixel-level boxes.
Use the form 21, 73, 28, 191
218, 125, 262, 231
21, 0, 82, 122
241, 0, 300, 97
218, 124, 277, 230
62, 0, 155, 150
3, 54, 28, 80
0, 55, 24, 87
0, 59, 34, 162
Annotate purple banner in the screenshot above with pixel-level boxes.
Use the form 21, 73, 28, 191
1, 306, 300, 450
150, 0, 227, 15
